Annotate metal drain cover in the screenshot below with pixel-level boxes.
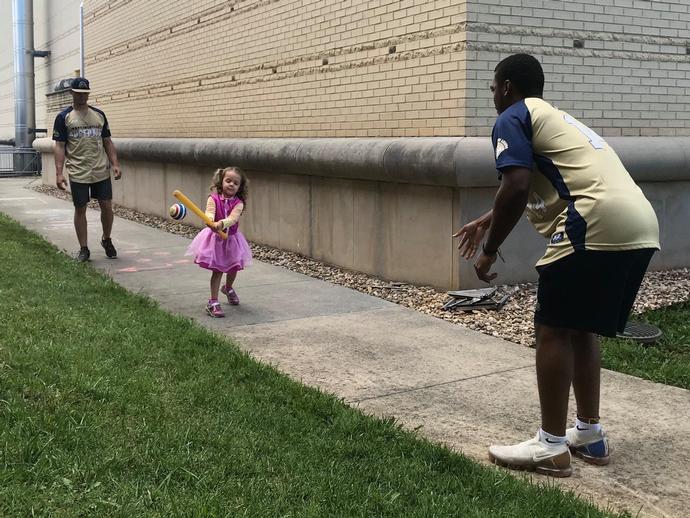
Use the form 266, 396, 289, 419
616, 321, 663, 344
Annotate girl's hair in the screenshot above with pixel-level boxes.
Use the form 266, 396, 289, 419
210, 166, 249, 204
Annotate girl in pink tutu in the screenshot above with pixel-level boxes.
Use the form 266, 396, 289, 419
186, 166, 252, 317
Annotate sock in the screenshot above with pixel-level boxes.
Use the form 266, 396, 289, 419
539, 428, 567, 446
575, 417, 602, 435
209, 298, 218, 304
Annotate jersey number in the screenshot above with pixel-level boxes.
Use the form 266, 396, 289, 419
563, 114, 606, 150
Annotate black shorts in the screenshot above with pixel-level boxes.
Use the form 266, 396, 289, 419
70, 178, 112, 208
534, 248, 656, 337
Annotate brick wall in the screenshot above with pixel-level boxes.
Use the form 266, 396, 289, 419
465, 0, 690, 136
0, 0, 81, 140
83, 0, 469, 138
0, 6, 17, 140
3, 1, 689, 140
34, 0, 82, 134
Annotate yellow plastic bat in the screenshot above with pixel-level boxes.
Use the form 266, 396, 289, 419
173, 189, 228, 240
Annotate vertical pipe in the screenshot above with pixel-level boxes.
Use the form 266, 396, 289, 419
80, 1, 85, 76
12, 0, 35, 148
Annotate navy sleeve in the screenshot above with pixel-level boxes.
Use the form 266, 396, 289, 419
52, 111, 68, 142
491, 101, 534, 173
91, 107, 112, 139
101, 112, 111, 139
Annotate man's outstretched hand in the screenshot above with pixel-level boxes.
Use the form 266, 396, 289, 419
453, 219, 488, 259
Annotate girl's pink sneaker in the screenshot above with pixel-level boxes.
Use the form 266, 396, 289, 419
221, 285, 240, 305
206, 300, 225, 318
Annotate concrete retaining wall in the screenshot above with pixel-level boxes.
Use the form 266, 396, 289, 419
34, 137, 690, 289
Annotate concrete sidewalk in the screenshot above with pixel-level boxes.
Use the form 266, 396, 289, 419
1, 177, 688, 517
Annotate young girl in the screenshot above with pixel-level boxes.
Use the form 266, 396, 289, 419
186, 166, 252, 317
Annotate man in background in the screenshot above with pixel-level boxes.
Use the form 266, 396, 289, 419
53, 77, 122, 262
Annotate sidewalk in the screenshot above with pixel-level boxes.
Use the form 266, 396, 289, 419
1, 177, 688, 518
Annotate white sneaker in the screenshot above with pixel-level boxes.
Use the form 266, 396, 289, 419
488, 433, 572, 477
566, 426, 610, 466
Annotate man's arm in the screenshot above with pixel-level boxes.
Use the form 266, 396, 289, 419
54, 141, 68, 190
103, 137, 122, 180
474, 166, 531, 282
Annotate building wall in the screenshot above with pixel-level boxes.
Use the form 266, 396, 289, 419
465, 0, 690, 136
0, 0, 81, 141
4, 1, 689, 141
83, 0, 468, 138
0, 6, 17, 140
77, 0, 690, 139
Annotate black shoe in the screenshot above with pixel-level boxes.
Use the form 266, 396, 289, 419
77, 246, 90, 262
101, 237, 117, 258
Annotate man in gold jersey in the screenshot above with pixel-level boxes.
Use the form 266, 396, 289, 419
53, 77, 122, 262
454, 54, 659, 477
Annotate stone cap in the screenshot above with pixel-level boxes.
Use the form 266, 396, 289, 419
33, 136, 690, 187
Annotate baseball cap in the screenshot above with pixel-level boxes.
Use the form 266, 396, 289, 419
71, 77, 91, 93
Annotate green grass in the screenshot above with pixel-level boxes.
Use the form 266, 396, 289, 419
0, 214, 619, 517
602, 301, 690, 389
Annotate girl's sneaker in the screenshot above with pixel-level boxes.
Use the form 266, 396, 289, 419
206, 300, 225, 318
221, 285, 240, 305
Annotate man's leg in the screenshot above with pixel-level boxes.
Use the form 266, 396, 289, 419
571, 330, 600, 420
94, 178, 117, 258
98, 199, 114, 240
535, 323, 574, 437
74, 205, 88, 247
566, 331, 610, 465
487, 322, 573, 477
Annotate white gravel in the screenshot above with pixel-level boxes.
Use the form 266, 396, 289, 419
32, 184, 690, 346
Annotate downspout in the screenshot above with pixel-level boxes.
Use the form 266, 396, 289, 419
12, 0, 34, 149
80, 1, 85, 76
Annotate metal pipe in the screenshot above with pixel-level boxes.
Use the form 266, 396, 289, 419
12, 0, 35, 149
80, 1, 85, 76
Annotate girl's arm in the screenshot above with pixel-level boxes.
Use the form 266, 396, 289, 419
219, 202, 244, 229
204, 197, 223, 231
205, 197, 216, 220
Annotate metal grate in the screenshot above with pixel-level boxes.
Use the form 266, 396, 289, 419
616, 321, 663, 344
0, 147, 42, 177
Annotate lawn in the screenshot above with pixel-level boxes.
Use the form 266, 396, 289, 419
602, 301, 690, 390
0, 213, 619, 517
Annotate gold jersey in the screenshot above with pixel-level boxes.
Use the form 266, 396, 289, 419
53, 105, 112, 183
492, 97, 659, 266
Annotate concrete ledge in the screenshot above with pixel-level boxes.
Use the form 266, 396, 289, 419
33, 136, 690, 186
33, 137, 690, 289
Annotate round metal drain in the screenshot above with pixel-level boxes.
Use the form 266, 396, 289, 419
616, 321, 663, 344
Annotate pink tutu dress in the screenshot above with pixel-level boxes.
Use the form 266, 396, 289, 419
186, 193, 252, 273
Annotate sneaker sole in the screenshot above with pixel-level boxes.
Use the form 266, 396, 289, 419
569, 447, 610, 466
205, 308, 225, 318
488, 452, 573, 478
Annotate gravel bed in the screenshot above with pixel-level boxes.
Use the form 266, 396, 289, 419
31, 184, 690, 346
